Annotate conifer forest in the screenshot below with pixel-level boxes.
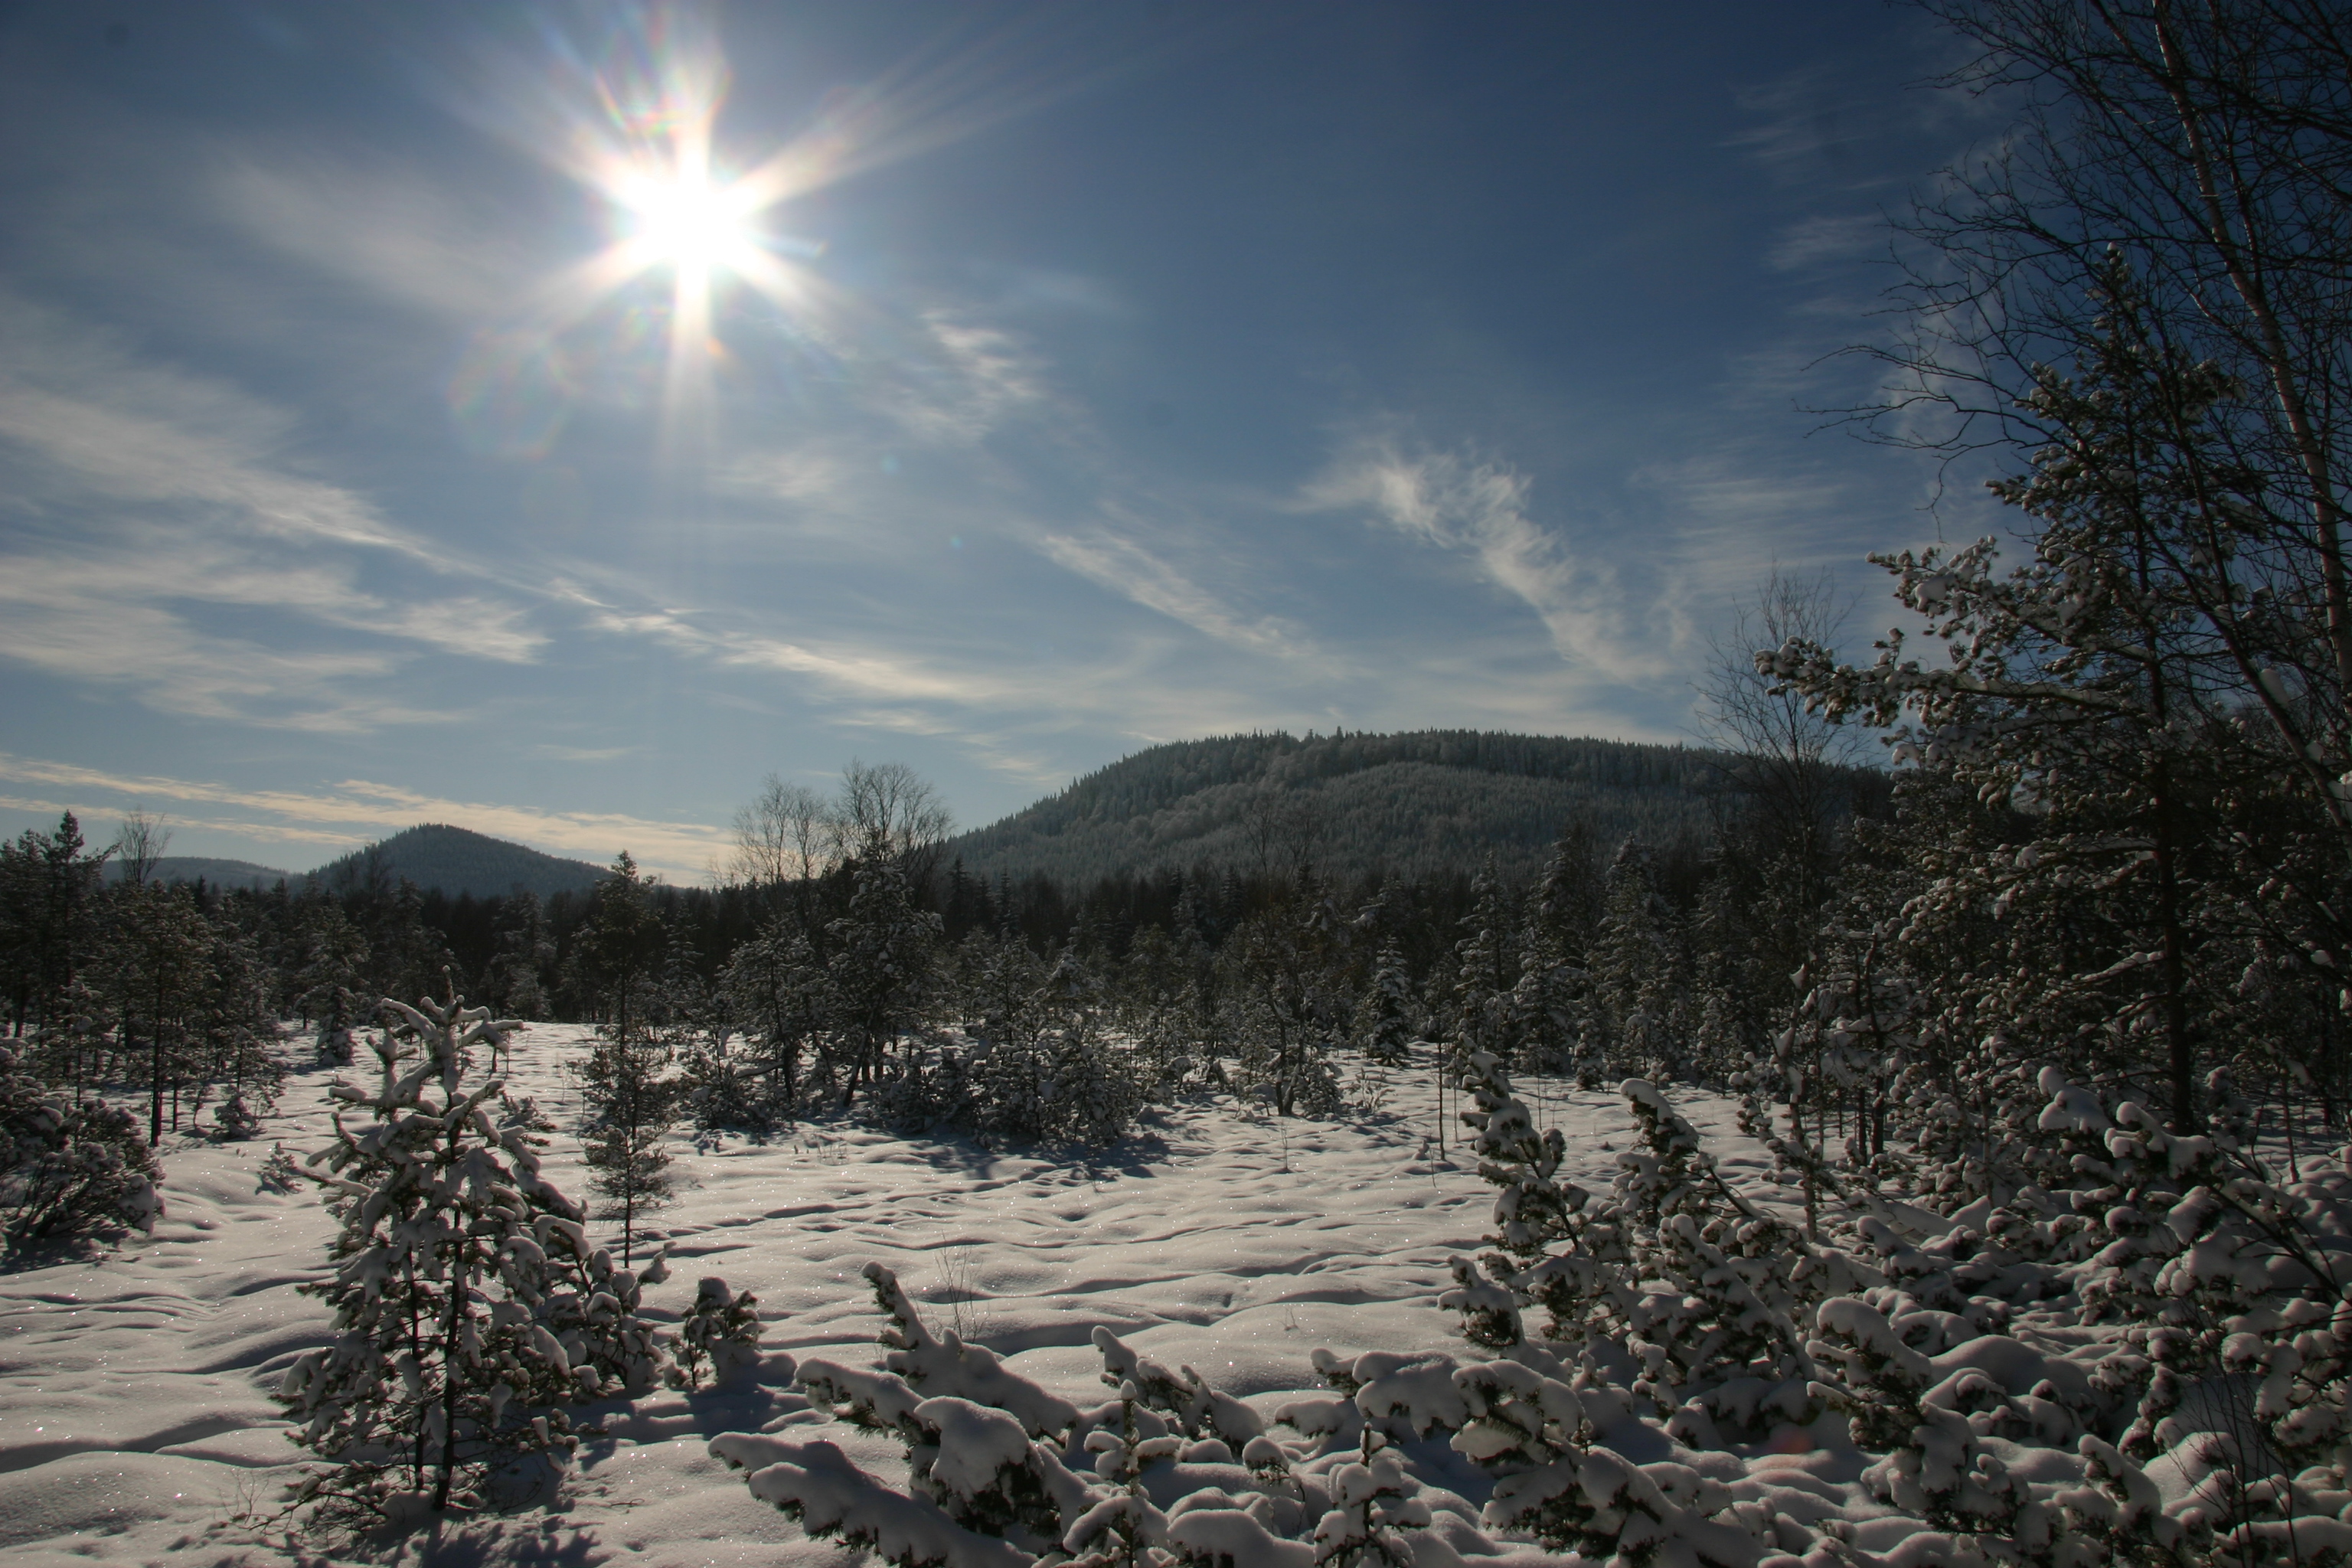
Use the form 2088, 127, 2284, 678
11, 3, 2352, 1566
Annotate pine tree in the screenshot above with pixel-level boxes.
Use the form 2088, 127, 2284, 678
0, 1040, 162, 1251
1511, 826, 1599, 1080
1448, 858, 1517, 1069
188, 913, 280, 1138
827, 835, 943, 1102
486, 890, 554, 1024
1780, 260, 2347, 1132
292, 887, 369, 1064
0, 813, 107, 1050
95, 880, 214, 1144
580, 852, 666, 1046
278, 991, 652, 1520
721, 916, 828, 1119
1223, 882, 1344, 1119
576, 1031, 681, 1266
1586, 838, 1684, 1083
1355, 939, 1416, 1067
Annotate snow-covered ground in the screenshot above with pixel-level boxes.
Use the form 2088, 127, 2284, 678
0, 1028, 1759, 1566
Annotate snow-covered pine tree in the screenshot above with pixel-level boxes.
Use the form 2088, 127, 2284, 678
720, 915, 828, 1120
0, 1040, 162, 1250
292, 889, 369, 1065
1047, 1013, 1148, 1149
1223, 882, 1344, 1119
1585, 838, 1685, 1085
279, 991, 664, 1521
581, 852, 668, 1046
827, 831, 944, 1103
188, 914, 280, 1137
667, 1276, 764, 1391
95, 879, 213, 1144
485, 890, 554, 1024
1447, 857, 1517, 1070
1734, 896, 1916, 1238
1354, 938, 1415, 1067
1511, 825, 1599, 1081
1764, 270, 2300, 1135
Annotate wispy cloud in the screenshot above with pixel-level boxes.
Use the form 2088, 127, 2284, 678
211, 151, 531, 322
567, 591, 1039, 710
1766, 213, 1884, 271
1302, 441, 1645, 683
0, 294, 545, 722
1034, 529, 1310, 659
534, 744, 639, 763
0, 753, 729, 884
1726, 67, 1874, 183
0, 599, 407, 730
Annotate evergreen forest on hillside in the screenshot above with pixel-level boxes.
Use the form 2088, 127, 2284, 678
942, 730, 1834, 886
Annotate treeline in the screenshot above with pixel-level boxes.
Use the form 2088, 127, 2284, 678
1, 815, 283, 1145
361, 744, 1878, 1148
0, 733, 1887, 1166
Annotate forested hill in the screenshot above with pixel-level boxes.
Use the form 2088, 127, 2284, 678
945, 730, 1769, 887
309, 824, 608, 900
103, 856, 295, 890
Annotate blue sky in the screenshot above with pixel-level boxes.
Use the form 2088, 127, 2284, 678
0, 2, 1998, 882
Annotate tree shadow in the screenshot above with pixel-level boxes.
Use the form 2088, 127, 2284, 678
0, 1226, 136, 1274
381, 1514, 611, 1568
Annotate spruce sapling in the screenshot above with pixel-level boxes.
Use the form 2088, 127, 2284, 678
277, 991, 658, 1522
576, 1029, 681, 1266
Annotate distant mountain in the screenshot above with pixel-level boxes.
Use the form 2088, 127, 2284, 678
106, 856, 296, 890
308, 824, 609, 900
944, 730, 1783, 887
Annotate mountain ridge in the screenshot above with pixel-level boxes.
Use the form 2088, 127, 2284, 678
104, 856, 297, 890
942, 728, 1799, 887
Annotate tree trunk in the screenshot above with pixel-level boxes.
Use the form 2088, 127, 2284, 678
148, 1021, 162, 1145
430, 1238, 470, 1512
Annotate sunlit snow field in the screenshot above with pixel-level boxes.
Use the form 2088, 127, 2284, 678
0, 1027, 1765, 1566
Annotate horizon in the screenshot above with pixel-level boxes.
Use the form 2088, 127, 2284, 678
0, 3, 1977, 882
86, 723, 1766, 889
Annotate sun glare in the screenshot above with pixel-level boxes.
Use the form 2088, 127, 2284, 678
454, 15, 860, 459
617, 166, 756, 273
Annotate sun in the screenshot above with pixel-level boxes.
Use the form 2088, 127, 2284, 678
614, 165, 760, 275
507, 15, 844, 452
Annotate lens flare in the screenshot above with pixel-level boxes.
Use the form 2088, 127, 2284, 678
449, 5, 1130, 462
447, 11, 841, 461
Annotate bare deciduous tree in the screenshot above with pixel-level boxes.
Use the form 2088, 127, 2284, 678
109, 810, 172, 890
1697, 568, 1873, 903
730, 776, 838, 889
835, 760, 953, 886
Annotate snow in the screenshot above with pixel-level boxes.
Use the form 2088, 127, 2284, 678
0, 1027, 1644, 1564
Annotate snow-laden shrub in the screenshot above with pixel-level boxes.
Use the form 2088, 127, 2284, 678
717, 1261, 1371, 1566
713, 1254, 1787, 1566
0, 1040, 162, 1253
962, 1021, 1150, 1148
676, 1037, 774, 1139
1449, 1045, 2352, 1564
706, 1041, 2352, 1566
212, 1090, 263, 1141
667, 1276, 763, 1391
276, 992, 672, 1522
